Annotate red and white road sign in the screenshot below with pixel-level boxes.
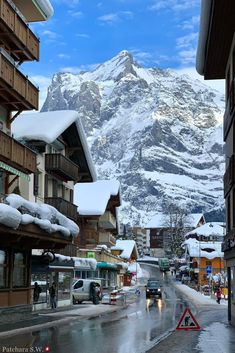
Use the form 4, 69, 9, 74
176, 307, 200, 330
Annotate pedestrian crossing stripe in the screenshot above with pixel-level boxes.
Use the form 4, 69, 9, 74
176, 307, 200, 330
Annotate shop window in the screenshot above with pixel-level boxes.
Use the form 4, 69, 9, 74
206, 261, 212, 266
13, 251, 28, 288
57, 272, 71, 301
31, 273, 48, 304
0, 250, 8, 288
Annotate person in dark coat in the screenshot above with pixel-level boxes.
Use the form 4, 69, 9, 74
33, 282, 42, 302
49, 282, 57, 309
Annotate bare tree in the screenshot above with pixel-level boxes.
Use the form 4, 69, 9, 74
163, 203, 189, 257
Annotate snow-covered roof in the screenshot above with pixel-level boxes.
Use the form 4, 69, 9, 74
111, 240, 138, 259
12, 110, 97, 181
145, 212, 204, 229
185, 222, 225, 238
1, 193, 79, 237
185, 213, 205, 228
145, 213, 165, 228
183, 238, 223, 260
75, 180, 120, 215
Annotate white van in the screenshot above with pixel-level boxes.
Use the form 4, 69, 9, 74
72, 279, 102, 304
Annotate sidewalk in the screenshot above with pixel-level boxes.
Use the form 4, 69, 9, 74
0, 302, 126, 339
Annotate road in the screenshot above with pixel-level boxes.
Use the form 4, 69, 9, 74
0, 265, 192, 353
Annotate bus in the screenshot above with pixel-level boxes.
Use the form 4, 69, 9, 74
158, 258, 170, 272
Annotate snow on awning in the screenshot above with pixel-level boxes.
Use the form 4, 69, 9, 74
0, 193, 79, 237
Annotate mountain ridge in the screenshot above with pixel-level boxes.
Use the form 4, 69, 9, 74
41, 50, 225, 226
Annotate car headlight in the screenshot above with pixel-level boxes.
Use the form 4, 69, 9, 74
157, 289, 161, 292
146, 289, 150, 292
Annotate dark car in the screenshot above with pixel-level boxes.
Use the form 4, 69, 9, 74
145, 280, 162, 298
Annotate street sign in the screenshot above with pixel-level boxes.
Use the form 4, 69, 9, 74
206, 266, 212, 274
176, 307, 200, 330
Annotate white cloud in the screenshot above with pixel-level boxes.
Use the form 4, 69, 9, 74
32, 75, 52, 110
181, 15, 200, 30
68, 10, 83, 18
41, 30, 58, 40
149, 0, 199, 12
76, 33, 90, 39
58, 53, 71, 59
61, 63, 99, 74
176, 32, 198, 48
98, 11, 133, 25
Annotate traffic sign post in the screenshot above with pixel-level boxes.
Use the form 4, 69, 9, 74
176, 307, 200, 330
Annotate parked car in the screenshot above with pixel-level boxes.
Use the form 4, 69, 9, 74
72, 279, 102, 304
145, 280, 162, 298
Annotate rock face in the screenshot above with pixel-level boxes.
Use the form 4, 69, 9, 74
41, 50, 225, 226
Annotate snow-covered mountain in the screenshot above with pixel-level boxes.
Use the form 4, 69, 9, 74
42, 51, 225, 226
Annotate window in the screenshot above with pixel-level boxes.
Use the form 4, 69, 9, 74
0, 250, 8, 288
13, 251, 28, 287
74, 280, 83, 289
57, 272, 71, 301
206, 261, 212, 266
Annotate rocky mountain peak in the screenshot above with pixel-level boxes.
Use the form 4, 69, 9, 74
41, 52, 225, 225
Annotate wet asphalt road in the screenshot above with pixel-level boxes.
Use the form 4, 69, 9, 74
0, 265, 192, 353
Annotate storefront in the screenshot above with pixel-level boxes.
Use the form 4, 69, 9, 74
31, 254, 74, 310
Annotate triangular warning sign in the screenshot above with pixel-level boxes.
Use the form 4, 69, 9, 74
176, 307, 200, 330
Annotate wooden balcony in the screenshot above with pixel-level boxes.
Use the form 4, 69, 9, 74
0, 49, 39, 111
0, 129, 36, 173
224, 154, 235, 197
45, 154, 79, 182
0, 0, 39, 62
99, 232, 116, 246
99, 211, 117, 230
45, 197, 78, 221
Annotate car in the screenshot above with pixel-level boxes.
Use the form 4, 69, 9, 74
145, 280, 162, 298
72, 279, 102, 304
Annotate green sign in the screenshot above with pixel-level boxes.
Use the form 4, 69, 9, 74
87, 252, 96, 258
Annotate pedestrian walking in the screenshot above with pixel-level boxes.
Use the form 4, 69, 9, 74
49, 282, 57, 309
215, 287, 222, 304
33, 282, 42, 302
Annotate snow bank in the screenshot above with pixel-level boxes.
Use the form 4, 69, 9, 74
174, 283, 227, 306
2, 194, 79, 237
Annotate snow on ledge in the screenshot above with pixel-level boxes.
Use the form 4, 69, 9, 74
0, 194, 79, 237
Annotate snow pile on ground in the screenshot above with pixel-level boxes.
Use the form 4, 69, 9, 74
0, 193, 79, 237
197, 322, 231, 353
175, 283, 227, 306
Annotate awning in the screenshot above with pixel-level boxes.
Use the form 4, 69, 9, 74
0, 161, 30, 181
97, 262, 118, 270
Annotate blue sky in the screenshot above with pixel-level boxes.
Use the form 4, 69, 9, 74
23, 0, 224, 108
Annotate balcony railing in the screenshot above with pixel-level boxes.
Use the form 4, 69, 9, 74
45, 197, 77, 221
99, 232, 116, 246
0, 0, 40, 62
0, 49, 39, 110
0, 129, 36, 173
45, 154, 79, 182
224, 154, 235, 197
99, 211, 117, 230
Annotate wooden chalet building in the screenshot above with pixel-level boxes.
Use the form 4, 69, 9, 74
196, 0, 235, 324
74, 180, 121, 249
12, 110, 96, 308
0, 0, 79, 317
